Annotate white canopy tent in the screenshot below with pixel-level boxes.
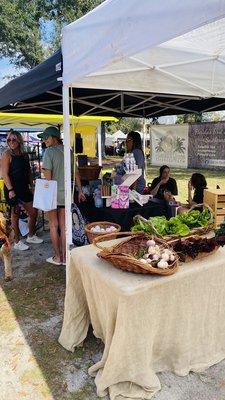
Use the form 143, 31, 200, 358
62, 0, 225, 249
111, 130, 126, 141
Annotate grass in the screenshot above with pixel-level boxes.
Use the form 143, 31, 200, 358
102, 156, 225, 203
146, 166, 225, 203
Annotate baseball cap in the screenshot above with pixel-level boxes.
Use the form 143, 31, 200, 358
38, 126, 61, 139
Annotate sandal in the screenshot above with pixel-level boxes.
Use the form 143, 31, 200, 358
46, 257, 61, 266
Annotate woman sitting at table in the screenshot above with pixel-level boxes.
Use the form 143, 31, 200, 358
177, 173, 207, 214
126, 131, 146, 193
150, 165, 178, 200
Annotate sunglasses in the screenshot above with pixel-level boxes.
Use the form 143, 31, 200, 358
7, 138, 18, 143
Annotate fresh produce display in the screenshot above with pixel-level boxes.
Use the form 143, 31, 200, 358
136, 239, 176, 269
169, 235, 225, 262
132, 209, 212, 238
215, 220, 225, 237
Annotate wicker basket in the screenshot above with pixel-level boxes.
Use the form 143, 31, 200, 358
93, 232, 179, 275
134, 203, 214, 242
85, 221, 121, 244
78, 165, 102, 181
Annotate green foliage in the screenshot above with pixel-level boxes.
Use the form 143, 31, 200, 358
132, 209, 211, 237
0, 0, 44, 68
0, 0, 103, 69
176, 112, 225, 124
106, 117, 143, 135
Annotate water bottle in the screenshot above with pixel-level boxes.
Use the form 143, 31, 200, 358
124, 154, 130, 173
130, 154, 135, 172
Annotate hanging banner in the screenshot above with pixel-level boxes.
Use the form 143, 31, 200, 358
151, 124, 188, 168
188, 122, 225, 170
70, 125, 96, 157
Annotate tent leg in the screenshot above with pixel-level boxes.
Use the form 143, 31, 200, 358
97, 123, 102, 166
63, 84, 73, 277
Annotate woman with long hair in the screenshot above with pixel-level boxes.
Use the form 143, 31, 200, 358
177, 173, 207, 214
150, 165, 178, 199
2, 130, 43, 250
126, 131, 146, 193
188, 173, 207, 206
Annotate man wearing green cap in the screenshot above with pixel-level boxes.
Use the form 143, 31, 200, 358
40, 126, 85, 265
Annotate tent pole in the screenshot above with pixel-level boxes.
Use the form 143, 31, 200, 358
63, 84, 73, 276
97, 123, 102, 166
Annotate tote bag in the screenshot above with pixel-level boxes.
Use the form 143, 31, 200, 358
33, 179, 57, 211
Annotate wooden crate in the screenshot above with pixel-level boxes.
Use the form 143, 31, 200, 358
204, 189, 225, 228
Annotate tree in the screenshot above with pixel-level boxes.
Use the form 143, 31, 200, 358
0, 0, 103, 69
106, 118, 144, 135
176, 111, 225, 124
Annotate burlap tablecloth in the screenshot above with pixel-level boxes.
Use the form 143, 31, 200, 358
59, 242, 225, 400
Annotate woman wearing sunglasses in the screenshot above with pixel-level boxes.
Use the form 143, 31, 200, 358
2, 130, 43, 251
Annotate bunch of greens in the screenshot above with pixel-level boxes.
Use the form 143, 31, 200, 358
215, 220, 225, 237
131, 208, 212, 237
177, 208, 211, 228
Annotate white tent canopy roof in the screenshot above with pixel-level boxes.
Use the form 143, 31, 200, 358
111, 130, 126, 141
62, 0, 225, 99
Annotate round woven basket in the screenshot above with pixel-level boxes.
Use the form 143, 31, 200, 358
134, 203, 214, 242
93, 232, 179, 275
85, 221, 121, 244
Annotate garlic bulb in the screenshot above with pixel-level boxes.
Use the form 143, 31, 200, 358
148, 247, 156, 255
170, 254, 175, 262
161, 253, 170, 262
157, 260, 168, 269
146, 239, 155, 247
153, 254, 160, 261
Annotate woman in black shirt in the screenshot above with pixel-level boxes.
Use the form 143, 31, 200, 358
188, 173, 207, 206
150, 165, 178, 200
177, 173, 207, 214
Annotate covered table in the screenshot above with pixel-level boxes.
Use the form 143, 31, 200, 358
79, 199, 167, 231
59, 241, 225, 400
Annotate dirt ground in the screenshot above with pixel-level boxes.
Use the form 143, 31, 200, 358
1, 230, 225, 400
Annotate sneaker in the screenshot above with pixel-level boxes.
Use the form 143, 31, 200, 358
26, 235, 43, 244
14, 241, 29, 251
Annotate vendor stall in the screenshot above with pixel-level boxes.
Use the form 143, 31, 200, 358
59, 241, 225, 399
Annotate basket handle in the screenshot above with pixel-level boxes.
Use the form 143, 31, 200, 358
187, 202, 214, 224
133, 214, 164, 237
93, 231, 140, 250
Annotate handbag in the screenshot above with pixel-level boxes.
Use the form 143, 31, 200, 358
33, 179, 57, 211
71, 203, 89, 246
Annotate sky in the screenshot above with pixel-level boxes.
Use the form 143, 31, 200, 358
0, 58, 25, 88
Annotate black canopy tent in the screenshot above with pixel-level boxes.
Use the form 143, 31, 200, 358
1, 50, 225, 118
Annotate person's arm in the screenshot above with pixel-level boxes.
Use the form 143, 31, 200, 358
188, 180, 193, 205
172, 179, 178, 196
150, 180, 162, 196
1, 152, 15, 199
42, 169, 52, 180
75, 170, 86, 202
25, 153, 34, 190
42, 149, 52, 180
150, 177, 168, 197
